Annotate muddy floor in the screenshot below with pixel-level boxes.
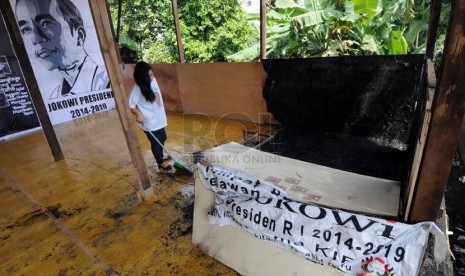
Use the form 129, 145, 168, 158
0, 109, 268, 275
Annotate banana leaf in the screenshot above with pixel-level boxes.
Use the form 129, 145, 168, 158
118, 34, 140, 52
388, 30, 408, 54
352, 0, 382, 24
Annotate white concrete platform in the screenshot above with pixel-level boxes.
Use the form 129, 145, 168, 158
192, 142, 401, 276
197, 142, 399, 217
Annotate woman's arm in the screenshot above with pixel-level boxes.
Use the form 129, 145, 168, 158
130, 107, 144, 124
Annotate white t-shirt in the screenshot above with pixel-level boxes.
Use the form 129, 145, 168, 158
129, 78, 167, 131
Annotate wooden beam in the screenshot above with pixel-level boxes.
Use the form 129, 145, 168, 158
88, 0, 152, 196
409, 0, 465, 222
171, 0, 185, 63
403, 60, 435, 222
260, 0, 267, 60
426, 0, 443, 59
0, 3, 63, 161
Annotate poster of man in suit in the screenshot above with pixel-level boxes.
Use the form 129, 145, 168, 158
10, 0, 115, 125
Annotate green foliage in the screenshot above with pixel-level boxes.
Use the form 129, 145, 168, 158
228, 0, 431, 60
109, 0, 439, 63
145, 40, 178, 64
118, 34, 140, 52
108, 0, 258, 63
388, 30, 408, 54
352, 0, 381, 24
107, 0, 176, 63
177, 0, 258, 62
433, 2, 451, 69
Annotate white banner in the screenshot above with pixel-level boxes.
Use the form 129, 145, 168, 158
197, 163, 448, 275
9, 0, 115, 125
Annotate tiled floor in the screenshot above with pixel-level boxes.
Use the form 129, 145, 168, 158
0, 109, 268, 275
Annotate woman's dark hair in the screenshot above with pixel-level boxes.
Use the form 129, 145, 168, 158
133, 61, 155, 102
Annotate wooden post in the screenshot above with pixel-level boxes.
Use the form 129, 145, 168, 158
426, 0, 443, 59
402, 60, 435, 222
409, 0, 465, 222
88, 0, 152, 196
260, 0, 267, 60
0, 3, 63, 161
171, 0, 185, 63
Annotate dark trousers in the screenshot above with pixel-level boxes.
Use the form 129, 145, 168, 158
145, 128, 167, 167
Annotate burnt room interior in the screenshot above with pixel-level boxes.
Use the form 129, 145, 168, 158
1, 0, 464, 275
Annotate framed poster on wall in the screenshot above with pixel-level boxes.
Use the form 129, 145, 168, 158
9, 0, 115, 125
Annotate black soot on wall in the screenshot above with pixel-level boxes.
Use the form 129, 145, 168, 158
260, 55, 426, 182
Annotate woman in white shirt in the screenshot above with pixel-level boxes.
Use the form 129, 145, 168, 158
129, 61, 172, 172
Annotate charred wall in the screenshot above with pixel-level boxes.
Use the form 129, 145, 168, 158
261, 55, 426, 181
